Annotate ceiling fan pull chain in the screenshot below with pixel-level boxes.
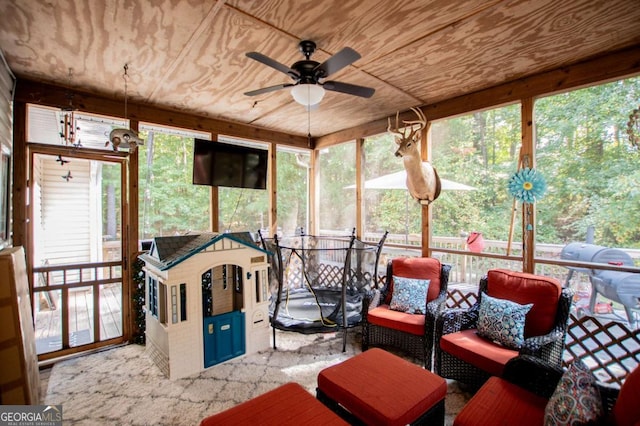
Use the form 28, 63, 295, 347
307, 105, 312, 148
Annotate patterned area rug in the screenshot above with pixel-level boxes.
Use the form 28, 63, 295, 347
44, 330, 471, 425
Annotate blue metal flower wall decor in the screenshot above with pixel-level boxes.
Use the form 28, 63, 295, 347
508, 167, 546, 203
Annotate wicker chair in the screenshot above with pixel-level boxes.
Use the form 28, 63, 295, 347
434, 269, 573, 389
454, 355, 640, 426
362, 257, 451, 370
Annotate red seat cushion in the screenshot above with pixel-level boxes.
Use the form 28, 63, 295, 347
317, 348, 447, 426
440, 329, 518, 377
486, 269, 562, 337
383, 257, 442, 305
453, 376, 547, 426
612, 364, 640, 426
200, 382, 348, 426
367, 304, 426, 335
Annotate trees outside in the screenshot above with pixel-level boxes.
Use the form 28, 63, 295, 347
535, 78, 640, 248
318, 142, 356, 233
276, 148, 310, 235
138, 130, 210, 239
134, 76, 639, 253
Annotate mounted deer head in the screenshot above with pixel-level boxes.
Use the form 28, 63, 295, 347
388, 107, 427, 158
388, 107, 441, 204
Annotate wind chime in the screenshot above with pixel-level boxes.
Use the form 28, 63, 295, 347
59, 68, 78, 182
59, 68, 81, 148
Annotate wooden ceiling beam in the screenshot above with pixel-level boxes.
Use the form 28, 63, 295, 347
14, 79, 309, 148
315, 45, 640, 148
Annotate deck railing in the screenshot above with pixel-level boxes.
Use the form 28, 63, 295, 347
32, 260, 124, 356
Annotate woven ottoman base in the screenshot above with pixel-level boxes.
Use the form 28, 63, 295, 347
317, 348, 447, 426
200, 382, 348, 425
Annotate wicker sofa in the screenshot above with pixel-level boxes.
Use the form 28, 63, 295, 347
454, 355, 640, 426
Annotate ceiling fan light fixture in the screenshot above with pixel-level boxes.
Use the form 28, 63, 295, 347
291, 84, 325, 107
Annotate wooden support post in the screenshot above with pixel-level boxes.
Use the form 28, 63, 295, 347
355, 138, 365, 239
521, 98, 535, 273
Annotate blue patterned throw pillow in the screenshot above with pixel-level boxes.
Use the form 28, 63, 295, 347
389, 276, 430, 314
477, 292, 532, 349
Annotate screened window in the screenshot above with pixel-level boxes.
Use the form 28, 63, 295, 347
534, 76, 640, 274
217, 137, 269, 233
138, 124, 211, 239
363, 133, 421, 246
27, 105, 127, 150
276, 147, 310, 236
318, 142, 356, 234
429, 105, 523, 282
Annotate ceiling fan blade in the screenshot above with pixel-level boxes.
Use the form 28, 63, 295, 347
315, 47, 361, 78
323, 81, 375, 98
246, 52, 298, 78
244, 84, 293, 97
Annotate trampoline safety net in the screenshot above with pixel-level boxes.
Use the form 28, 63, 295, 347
260, 230, 387, 351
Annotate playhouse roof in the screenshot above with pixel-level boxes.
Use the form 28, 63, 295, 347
139, 232, 269, 271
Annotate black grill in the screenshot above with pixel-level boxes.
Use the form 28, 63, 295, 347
561, 243, 638, 327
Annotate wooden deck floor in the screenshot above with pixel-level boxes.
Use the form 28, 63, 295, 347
34, 284, 122, 354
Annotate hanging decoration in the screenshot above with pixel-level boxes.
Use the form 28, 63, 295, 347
627, 105, 639, 149
59, 68, 81, 147
61, 170, 73, 182
106, 64, 144, 152
508, 167, 546, 204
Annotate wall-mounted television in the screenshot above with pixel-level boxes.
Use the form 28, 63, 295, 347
192, 138, 268, 190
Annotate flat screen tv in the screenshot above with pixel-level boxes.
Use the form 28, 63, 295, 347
192, 138, 268, 189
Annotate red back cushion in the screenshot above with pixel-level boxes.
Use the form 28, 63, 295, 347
384, 257, 442, 305
612, 364, 640, 426
486, 269, 562, 337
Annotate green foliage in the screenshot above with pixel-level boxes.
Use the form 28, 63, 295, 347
535, 77, 640, 247
319, 143, 357, 231
138, 131, 211, 238
131, 255, 146, 344
276, 150, 310, 233
132, 77, 639, 251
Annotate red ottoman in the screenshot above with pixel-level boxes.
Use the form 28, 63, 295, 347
200, 382, 348, 425
317, 348, 447, 426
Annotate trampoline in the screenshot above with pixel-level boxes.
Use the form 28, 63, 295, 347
260, 230, 387, 351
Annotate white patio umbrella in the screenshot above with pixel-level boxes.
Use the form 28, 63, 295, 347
345, 166, 476, 243
345, 166, 477, 191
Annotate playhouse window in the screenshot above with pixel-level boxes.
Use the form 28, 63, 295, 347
159, 282, 167, 325
170, 284, 187, 324
180, 283, 187, 321
255, 269, 268, 303
147, 276, 167, 324
171, 286, 178, 324
148, 276, 158, 317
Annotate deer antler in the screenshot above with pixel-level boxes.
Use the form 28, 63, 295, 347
387, 107, 427, 142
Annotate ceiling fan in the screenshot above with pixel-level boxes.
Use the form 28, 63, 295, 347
244, 40, 375, 107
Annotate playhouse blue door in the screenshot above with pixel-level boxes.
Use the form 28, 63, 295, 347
203, 311, 245, 368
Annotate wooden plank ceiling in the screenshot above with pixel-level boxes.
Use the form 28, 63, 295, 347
0, 0, 639, 139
